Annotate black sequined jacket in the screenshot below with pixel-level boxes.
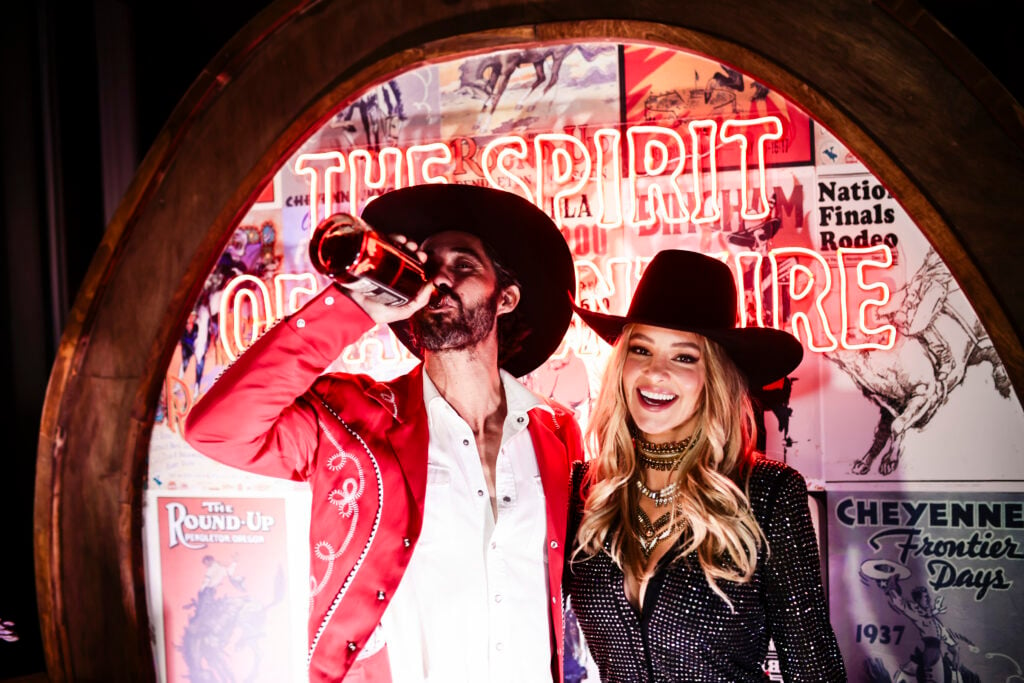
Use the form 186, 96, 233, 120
567, 458, 846, 682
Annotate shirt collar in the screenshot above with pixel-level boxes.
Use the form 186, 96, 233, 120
422, 369, 553, 420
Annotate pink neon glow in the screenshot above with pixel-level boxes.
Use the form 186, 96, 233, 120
219, 275, 275, 362
273, 273, 319, 319
837, 247, 897, 350
217, 244, 899, 363
768, 248, 839, 352
295, 121, 788, 229
627, 125, 690, 227
592, 128, 623, 228
406, 143, 452, 186
687, 120, 721, 225
482, 136, 534, 203
534, 133, 592, 228
733, 251, 767, 328
294, 152, 345, 227
349, 147, 403, 208
719, 117, 783, 220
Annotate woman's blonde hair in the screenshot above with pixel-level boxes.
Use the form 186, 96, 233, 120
574, 324, 766, 608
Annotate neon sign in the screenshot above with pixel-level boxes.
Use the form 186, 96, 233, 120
294, 119, 786, 230
217, 248, 895, 363
218, 116, 899, 365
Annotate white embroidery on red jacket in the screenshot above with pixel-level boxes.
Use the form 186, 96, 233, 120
308, 404, 384, 664
369, 385, 398, 419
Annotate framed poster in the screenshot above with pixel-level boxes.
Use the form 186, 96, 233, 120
145, 493, 310, 682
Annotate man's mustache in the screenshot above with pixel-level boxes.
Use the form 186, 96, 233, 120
427, 284, 460, 310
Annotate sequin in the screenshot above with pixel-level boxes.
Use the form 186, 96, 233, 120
568, 459, 846, 682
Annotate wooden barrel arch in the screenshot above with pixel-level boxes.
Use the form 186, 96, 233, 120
36, 0, 1023, 680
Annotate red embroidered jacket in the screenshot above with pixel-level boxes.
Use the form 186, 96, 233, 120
184, 284, 584, 682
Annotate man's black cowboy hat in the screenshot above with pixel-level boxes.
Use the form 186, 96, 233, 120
573, 249, 803, 389
361, 184, 576, 377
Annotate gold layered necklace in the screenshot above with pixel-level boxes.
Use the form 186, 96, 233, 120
635, 477, 681, 506
636, 507, 687, 560
630, 427, 699, 559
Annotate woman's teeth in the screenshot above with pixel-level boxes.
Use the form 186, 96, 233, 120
639, 389, 676, 406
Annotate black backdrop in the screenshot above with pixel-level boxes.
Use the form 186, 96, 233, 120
0, 0, 1017, 678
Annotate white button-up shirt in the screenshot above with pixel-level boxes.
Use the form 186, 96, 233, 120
378, 370, 552, 682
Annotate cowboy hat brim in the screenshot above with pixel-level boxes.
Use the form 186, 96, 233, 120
573, 304, 803, 389
361, 184, 576, 377
571, 249, 803, 389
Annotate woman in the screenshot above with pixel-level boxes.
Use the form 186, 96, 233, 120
568, 250, 845, 682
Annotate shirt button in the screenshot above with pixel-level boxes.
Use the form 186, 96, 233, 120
377, 590, 386, 601
550, 540, 558, 549
477, 490, 485, 497
403, 538, 411, 548
494, 594, 503, 603
325, 296, 335, 305
495, 642, 504, 652
516, 416, 524, 423
347, 641, 357, 652
296, 318, 306, 328
502, 495, 511, 503
463, 439, 470, 446
490, 541, 497, 549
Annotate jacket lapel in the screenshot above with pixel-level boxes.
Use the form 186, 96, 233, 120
379, 366, 430, 530
528, 408, 569, 541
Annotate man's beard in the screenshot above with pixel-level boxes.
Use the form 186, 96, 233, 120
411, 287, 500, 352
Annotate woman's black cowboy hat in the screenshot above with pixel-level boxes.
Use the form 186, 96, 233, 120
361, 184, 576, 377
573, 249, 803, 389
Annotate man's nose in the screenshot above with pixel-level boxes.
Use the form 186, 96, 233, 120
428, 261, 453, 288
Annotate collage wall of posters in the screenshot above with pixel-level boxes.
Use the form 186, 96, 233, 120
145, 39, 1024, 681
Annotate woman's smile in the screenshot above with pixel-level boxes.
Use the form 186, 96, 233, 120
636, 387, 678, 408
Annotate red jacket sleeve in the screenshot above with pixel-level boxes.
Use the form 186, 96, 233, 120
183, 284, 376, 481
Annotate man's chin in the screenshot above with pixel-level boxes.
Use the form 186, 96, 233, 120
411, 320, 469, 351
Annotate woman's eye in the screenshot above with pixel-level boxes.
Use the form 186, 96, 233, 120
628, 345, 650, 356
674, 354, 698, 363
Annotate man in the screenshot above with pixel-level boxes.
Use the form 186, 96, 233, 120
184, 184, 583, 682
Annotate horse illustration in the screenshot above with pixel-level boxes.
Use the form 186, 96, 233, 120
336, 80, 406, 149
178, 567, 285, 683
457, 45, 602, 115
825, 250, 1011, 475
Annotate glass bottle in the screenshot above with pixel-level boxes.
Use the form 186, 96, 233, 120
308, 212, 427, 306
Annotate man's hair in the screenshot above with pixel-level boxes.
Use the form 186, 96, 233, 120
481, 241, 529, 369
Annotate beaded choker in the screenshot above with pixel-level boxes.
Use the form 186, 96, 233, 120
631, 428, 700, 471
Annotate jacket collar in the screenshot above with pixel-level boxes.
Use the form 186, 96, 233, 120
365, 364, 425, 423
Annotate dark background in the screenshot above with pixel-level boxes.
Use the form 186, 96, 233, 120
0, 0, 1017, 678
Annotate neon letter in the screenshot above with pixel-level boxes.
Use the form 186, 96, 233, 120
837, 246, 897, 350
769, 247, 838, 352
534, 133, 591, 228
627, 125, 690, 227
295, 152, 346, 227
482, 135, 533, 202
219, 275, 274, 361
719, 117, 783, 220
406, 143, 452, 186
